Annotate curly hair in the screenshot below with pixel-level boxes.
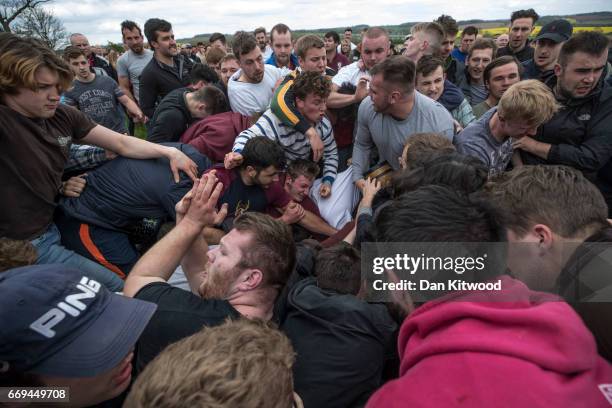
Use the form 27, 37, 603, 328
292, 71, 331, 100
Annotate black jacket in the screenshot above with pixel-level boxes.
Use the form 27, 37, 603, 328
147, 87, 194, 143
139, 55, 193, 118
557, 227, 612, 362
521, 59, 555, 83
92, 54, 117, 81
521, 73, 612, 213
497, 44, 534, 63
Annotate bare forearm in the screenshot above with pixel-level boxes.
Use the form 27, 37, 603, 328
298, 211, 338, 236
83, 125, 172, 158
124, 220, 201, 296
327, 91, 359, 109
181, 233, 210, 294
119, 95, 142, 116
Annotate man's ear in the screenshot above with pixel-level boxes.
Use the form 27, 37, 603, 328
191, 80, 206, 90
236, 268, 263, 291
532, 224, 555, 252
554, 63, 562, 78
245, 165, 257, 177
295, 96, 306, 110
297, 57, 305, 67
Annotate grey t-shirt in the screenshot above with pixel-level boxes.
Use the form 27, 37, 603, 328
63, 75, 127, 133
116, 49, 154, 104
352, 91, 455, 181
454, 107, 513, 177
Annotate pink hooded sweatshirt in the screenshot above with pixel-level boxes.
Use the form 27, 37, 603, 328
367, 276, 612, 408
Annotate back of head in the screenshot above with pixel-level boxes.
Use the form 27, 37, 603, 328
295, 34, 324, 60
467, 38, 496, 60
411, 22, 445, 55
510, 8, 539, 24
315, 243, 361, 295
0, 34, 73, 96
240, 136, 287, 172
293, 70, 331, 100
234, 212, 295, 290
497, 79, 559, 125
393, 152, 488, 197
435, 15, 459, 37
144, 18, 172, 45
485, 165, 608, 238
402, 132, 455, 170
124, 319, 295, 408
191, 85, 229, 115
189, 63, 219, 84
375, 184, 499, 243
205, 46, 227, 66
370, 55, 415, 95
557, 31, 610, 68
232, 31, 258, 58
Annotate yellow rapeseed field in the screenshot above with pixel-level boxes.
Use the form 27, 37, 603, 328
477, 26, 612, 37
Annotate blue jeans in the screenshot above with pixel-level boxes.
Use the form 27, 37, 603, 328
30, 223, 124, 292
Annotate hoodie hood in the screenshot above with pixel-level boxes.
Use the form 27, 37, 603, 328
438, 80, 465, 111
367, 275, 612, 408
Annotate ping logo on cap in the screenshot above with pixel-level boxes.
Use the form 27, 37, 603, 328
29, 277, 101, 338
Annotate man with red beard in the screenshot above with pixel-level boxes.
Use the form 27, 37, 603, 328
124, 170, 295, 374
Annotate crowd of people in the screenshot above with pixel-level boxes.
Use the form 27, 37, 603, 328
1, 8, 612, 407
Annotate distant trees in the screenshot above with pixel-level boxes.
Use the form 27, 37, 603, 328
1, 0, 67, 49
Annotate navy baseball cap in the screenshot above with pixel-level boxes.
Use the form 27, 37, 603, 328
536, 19, 573, 43
0, 264, 156, 377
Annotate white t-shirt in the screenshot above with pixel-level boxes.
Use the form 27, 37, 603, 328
227, 64, 283, 117
332, 61, 370, 88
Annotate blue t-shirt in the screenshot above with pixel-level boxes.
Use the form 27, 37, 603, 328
451, 48, 468, 64
59, 143, 211, 231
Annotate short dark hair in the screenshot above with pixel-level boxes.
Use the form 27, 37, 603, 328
241, 136, 287, 173
208, 32, 226, 45
287, 159, 319, 181
63, 45, 86, 61
558, 31, 610, 68
270, 23, 291, 44
120, 20, 142, 38
232, 31, 258, 59
205, 47, 226, 65
254, 27, 266, 36
375, 185, 499, 243
191, 86, 229, 115
315, 243, 361, 295
485, 165, 608, 238
370, 55, 416, 94
190, 63, 219, 84
344, 27, 352, 33
461, 26, 478, 37
144, 18, 172, 44
510, 8, 539, 24
467, 38, 496, 60
402, 132, 455, 170
221, 53, 238, 64
416, 55, 444, 77
293, 71, 331, 101
483, 56, 522, 85
435, 15, 458, 37
325, 31, 340, 44
392, 152, 488, 197
196, 41, 204, 47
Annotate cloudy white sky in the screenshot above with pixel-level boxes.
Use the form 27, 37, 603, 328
45, 0, 611, 45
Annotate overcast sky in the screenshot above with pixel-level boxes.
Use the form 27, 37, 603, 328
46, 0, 611, 45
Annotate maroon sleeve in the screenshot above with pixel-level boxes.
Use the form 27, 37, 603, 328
264, 180, 292, 210
59, 104, 96, 140
206, 166, 232, 198
301, 197, 321, 217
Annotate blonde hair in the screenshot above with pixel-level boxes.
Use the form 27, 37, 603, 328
410, 22, 445, 55
0, 33, 73, 96
497, 79, 560, 126
124, 319, 295, 408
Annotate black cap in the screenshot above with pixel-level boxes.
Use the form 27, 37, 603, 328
536, 19, 573, 43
